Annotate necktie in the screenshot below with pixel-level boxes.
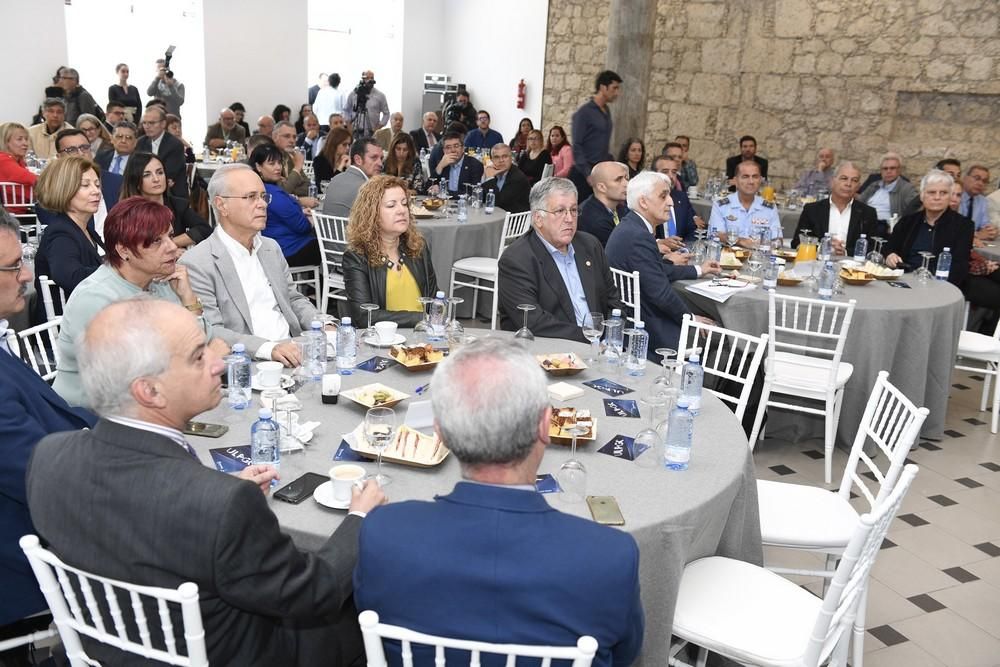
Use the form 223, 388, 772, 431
111, 155, 122, 174
966, 196, 974, 219
427, 131, 436, 147
667, 210, 676, 237
612, 209, 620, 226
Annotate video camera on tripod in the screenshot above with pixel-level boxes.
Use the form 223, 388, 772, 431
353, 76, 375, 112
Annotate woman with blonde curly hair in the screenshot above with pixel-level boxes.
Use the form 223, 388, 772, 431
343, 175, 438, 326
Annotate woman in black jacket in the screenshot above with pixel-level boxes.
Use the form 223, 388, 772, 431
885, 169, 973, 286
120, 152, 211, 248
343, 175, 438, 327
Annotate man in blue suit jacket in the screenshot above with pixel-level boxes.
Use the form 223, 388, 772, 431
430, 132, 483, 197
0, 215, 95, 642
606, 172, 719, 355
355, 338, 644, 667
578, 161, 630, 247
651, 154, 703, 243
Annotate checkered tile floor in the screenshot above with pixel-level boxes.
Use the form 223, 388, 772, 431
753, 368, 1000, 667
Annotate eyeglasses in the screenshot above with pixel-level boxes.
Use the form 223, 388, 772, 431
541, 207, 579, 218
219, 192, 272, 204
59, 144, 92, 155
0, 259, 24, 278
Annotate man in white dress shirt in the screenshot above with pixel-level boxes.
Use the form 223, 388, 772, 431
179, 164, 323, 367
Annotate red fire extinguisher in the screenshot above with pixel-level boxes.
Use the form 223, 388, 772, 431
516, 79, 526, 110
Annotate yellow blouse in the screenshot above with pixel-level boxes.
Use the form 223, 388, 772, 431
385, 263, 423, 312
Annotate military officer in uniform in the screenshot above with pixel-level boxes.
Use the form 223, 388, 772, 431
708, 159, 781, 247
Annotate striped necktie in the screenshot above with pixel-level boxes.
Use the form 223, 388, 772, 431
612, 209, 620, 226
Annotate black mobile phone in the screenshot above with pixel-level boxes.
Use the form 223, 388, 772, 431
274, 472, 328, 504
183, 421, 229, 438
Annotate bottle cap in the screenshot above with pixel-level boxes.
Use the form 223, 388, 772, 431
436, 290, 445, 298
944, 247, 950, 252
612, 308, 622, 317
635, 320, 645, 328
311, 320, 322, 330
689, 353, 700, 363
342, 316, 352, 325
860, 234, 866, 238
259, 408, 272, 419
676, 398, 690, 408
232, 343, 245, 353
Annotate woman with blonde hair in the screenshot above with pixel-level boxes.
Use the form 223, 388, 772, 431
343, 175, 438, 326
76, 113, 113, 154
0, 122, 37, 213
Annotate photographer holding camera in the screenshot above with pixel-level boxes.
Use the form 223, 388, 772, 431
343, 70, 389, 139
146, 49, 185, 117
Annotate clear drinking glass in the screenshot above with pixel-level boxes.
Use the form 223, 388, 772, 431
558, 424, 589, 503
746, 249, 764, 281
916, 251, 935, 285
634, 395, 667, 468
360, 303, 379, 352
412, 297, 434, 344
364, 407, 397, 487
582, 312, 604, 363
445, 296, 465, 340
651, 348, 678, 399
515, 304, 536, 342
725, 222, 742, 251
867, 237, 886, 266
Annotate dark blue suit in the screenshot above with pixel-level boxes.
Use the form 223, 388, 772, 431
669, 187, 699, 242
606, 211, 693, 355
33, 212, 105, 323
354, 482, 644, 667
578, 195, 628, 247
0, 349, 95, 625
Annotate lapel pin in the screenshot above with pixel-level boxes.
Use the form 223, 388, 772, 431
585, 260, 592, 267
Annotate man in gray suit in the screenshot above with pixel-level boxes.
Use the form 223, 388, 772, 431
27, 297, 387, 666
181, 164, 324, 367
321, 137, 384, 217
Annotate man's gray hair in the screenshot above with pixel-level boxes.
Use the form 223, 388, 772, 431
273, 120, 295, 134
490, 143, 512, 159
430, 338, 548, 467
78, 297, 172, 416
833, 161, 860, 177
529, 177, 577, 213
880, 151, 903, 167
920, 168, 954, 194
207, 163, 254, 219
0, 207, 19, 237
626, 170, 669, 210
113, 120, 138, 134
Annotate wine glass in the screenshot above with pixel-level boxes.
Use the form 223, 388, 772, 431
651, 348, 678, 399
582, 312, 604, 364
634, 395, 667, 468
916, 251, 935, 285
746, 249, 764, 281
514, 304, 536, 342
725, 222, 742, 251
446, 296, 465, 340
360, 303, 379, 353
558, 424, 589, 503
364, 407, 397, 487
412, 297, 434, 344
867, 237, 885, 266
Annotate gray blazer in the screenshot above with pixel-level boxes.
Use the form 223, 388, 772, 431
180, 230, 319, 354
321, 166, 368, 218
27, 419, 363, 666
858, 178, 920, 220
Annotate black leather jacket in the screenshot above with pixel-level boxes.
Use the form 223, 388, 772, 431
342, 244, 439, 327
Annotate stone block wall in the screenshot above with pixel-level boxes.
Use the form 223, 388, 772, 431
542, 0, 1000, 187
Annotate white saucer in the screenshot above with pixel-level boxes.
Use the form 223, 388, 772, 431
362, 333, 406, 348
313, 481, 350, 509
251, 374, 295, 391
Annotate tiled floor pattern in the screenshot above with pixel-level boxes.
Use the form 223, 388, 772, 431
753, 368, 1000, 667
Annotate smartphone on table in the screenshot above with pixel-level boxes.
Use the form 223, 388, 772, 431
273, 472, 328, 504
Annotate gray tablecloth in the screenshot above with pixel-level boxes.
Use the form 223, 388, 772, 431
691, 197, 800, 239
188, 332, 761, 667
975, 244, 1000, 262
678, 274, 965, 445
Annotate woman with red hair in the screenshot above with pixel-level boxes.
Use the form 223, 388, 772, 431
53, 196, 222, 407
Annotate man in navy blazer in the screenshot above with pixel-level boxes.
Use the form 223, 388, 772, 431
355, 338, 644, 667
651, 154, 703, 243
136, 106, 188, 198
791, 161, 878, 255
606, 172, 719, 355
0, 214, 95, 643
431, 132, 483, 197
497, 178, 624, 341
578, 161, 630, 247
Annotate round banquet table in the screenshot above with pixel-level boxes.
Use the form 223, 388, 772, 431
187, 332, 762, 667
691, 197, 800, 239
974, 243, 1000, 263
678, 272, 965, 447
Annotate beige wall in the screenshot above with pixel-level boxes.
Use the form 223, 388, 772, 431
542, 0, 1000, 187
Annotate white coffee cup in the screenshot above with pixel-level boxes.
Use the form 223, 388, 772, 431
329, 464, 366, 503
687, 186, 698, 199
256, 361, 283, 388
374, 321, 398, 344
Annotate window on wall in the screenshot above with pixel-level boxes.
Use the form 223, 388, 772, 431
307, 0, 404, 118
64, 0, 207, 144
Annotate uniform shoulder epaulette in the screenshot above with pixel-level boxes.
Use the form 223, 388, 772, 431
717, 196, 730, 206
762, 199, 775, 209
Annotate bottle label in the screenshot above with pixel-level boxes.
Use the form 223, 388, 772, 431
935, 270, 948, 280
819, 287, 832, 299
665, 445, 690, 465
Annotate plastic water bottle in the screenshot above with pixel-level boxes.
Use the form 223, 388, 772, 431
762, 257, 779, 289
681, 353, 704, 415
624, 321, 649, 376
419, 147, 427, 162
226, 343, 251, 410
308, 183, 317, 199
335, 317, 357, 375
819, 233, 833, 262
303, 320, 327, 380
707, 231, 722, 263
606, 308, 625, 367
457, 197, 468, 222
853, 234, 868, 262
936, 247, 951, 281
484, 190, 496, 214
818, 260, 835, 301
428, 291, 447, 340
250, 408, 280, 487
664, 398, 694, 470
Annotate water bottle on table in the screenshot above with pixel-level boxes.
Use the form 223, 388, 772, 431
605, 308, 625, 370
624, 321, 648, 377
853, 234, 868, 263
484, 190, 495, 214
762, 257, 779, 289
428, 291, 447, 340
335, 317, 357, 375
936, 247, 952, 281
818, 260, 835, 301
251, 408, 280, 488
226, 343, 251, 409
457, 197, 468, 222
664, 398, 694, 470
303, 320, 327, 380
680, 352, 704, 415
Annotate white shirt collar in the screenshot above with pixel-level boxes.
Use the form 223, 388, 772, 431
633, 211, 656, 234
216, 224, 262, 256
106, 415, 190, 452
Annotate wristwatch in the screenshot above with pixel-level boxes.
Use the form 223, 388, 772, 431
184, 299, 204, 312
